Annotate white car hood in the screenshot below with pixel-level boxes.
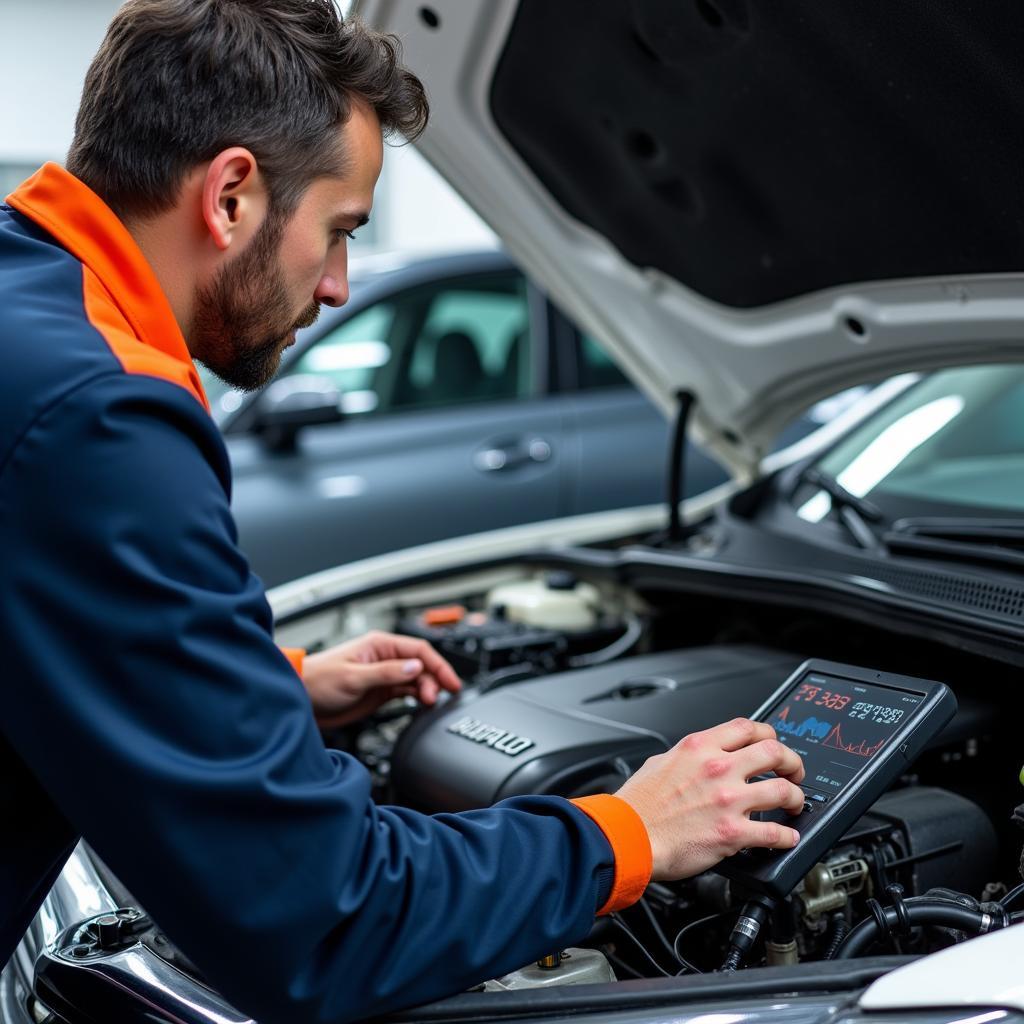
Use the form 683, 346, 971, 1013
357, 0, 1024, 477
860, 925, 1024, 1013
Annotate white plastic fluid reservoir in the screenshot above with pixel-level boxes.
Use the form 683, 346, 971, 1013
483, 948, 616, 990
485, 572, 600, 632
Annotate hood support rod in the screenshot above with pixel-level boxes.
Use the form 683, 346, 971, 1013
667, 389, 696, 543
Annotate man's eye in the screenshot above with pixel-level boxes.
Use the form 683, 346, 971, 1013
332, 229, 357, 245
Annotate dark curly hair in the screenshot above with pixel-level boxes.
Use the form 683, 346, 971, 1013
67, 0, 428, 221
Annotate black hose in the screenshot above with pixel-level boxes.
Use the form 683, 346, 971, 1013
835, 899, 1008, 959
666, 390, 695, 543
1001, 881, 1024, 911
719, 897, 774, 972
822, 913, 850, 960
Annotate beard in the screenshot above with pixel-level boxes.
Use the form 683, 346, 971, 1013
190, 210, 320, 393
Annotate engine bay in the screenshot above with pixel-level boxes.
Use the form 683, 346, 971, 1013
294, 558, 1024, 985
24, 551, 1024, 1024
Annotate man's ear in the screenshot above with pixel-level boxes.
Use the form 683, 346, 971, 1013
201, 148, 267, 252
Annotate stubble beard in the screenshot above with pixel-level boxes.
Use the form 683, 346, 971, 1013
191, 210, 320, 393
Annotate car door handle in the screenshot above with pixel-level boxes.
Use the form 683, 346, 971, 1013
474, 438, 552, 473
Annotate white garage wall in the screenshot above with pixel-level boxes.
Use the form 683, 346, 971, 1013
0, 0, 124, 166
0, 0, 494, 255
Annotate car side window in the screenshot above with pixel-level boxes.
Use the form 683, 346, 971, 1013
577, 333, 631, 390
394, 273, 532, 411
291, 302, 396, 415
289, 271, 532, 417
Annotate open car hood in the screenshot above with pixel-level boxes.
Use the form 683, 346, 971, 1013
357, 0, 1024, 476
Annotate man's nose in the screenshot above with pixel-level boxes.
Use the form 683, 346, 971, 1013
315, 273, 349, 308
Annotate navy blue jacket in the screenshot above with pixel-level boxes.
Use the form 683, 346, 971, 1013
0, 165, 651, 1023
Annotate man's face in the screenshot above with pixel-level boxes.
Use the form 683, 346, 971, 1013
193, 103, 383, 392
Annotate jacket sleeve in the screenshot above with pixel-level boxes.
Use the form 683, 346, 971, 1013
0, 373, 649, 1024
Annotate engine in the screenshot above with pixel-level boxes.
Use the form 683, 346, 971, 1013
337, 570, 1018, 981
392, 645, 801, 810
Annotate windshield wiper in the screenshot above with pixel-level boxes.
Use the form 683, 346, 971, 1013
798, 467, 887, 554
884, 518, 1024, 573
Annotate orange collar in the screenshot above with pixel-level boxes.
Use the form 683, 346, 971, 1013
5, 163, 209, 413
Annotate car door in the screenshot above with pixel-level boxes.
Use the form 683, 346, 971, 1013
557, 325, 729, 514
228, 268, 566, 587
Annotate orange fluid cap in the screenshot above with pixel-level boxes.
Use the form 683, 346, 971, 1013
422, 605, 467, 627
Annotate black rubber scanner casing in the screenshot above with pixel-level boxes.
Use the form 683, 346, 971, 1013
715, 658, 957, 898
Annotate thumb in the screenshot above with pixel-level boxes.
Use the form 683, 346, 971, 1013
348, 657, 423, 688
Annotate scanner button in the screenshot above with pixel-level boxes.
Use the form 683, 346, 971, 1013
802, 800, 813, 814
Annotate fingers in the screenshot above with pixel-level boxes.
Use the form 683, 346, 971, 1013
744, 819, 800, 851
734, 737, 805, 785
713, 817, 800, 859
349, 657, 425, 688
414, 672, 441, 706
676, 720, 804, 783
740, 777, 805, 816
367, 632, 462, 695
707, 718, 778, 753
617, 715, 809, 880
420, 650, 461, 695
348, 660, 444, 707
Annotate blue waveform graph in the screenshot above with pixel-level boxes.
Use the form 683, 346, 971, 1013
774, 705, 831, 740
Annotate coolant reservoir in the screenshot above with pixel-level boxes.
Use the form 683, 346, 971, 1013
485, 572, 600, 632
483, 948, 616, 990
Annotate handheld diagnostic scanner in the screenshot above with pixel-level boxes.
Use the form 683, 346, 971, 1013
716, 659, 957, 900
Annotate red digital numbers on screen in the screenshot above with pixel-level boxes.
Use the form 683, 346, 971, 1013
792, 683, 850, 711
818, 692, 851, 711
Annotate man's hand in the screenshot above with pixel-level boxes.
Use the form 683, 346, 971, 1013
616, 718, 805, 881
301, 631, 462, 728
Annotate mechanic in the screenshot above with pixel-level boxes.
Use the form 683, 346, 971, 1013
0, 2, 806, 1021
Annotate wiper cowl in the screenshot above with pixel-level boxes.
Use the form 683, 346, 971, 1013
798, 468, 886, 554
885, 518, 1024, 573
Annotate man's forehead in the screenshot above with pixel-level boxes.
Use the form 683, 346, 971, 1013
319, 105, 383, 214
342, 101, 384, 172
310, 175, 373, 222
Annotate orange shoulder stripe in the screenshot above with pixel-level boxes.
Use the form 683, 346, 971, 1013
82, 268, 208, 402
6, 163, 209, 413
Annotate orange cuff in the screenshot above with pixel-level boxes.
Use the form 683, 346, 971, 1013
570, 794, 652, 915
280, 646, 306, 677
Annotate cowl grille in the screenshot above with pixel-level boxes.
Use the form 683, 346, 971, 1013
838, 560, 1024, 621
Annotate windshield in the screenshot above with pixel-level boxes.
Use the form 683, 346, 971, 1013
796, 364, 1024, 524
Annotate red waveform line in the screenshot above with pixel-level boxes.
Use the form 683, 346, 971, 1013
822, 723, 884, 758
777, 706, 790, 722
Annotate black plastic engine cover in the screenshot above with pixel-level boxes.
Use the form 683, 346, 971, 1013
391, 644, 801, 812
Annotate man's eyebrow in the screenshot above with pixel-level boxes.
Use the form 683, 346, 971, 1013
342, 211, 371, 227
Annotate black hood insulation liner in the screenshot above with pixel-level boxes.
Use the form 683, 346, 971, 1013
491, 0, 1024, 308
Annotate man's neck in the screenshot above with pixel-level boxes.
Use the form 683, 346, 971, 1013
127, 212, 199, 350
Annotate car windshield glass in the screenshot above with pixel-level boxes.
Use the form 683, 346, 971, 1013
794, 364, 1024, 524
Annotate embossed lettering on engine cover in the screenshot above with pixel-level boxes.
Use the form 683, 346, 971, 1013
446, 716, 535, 757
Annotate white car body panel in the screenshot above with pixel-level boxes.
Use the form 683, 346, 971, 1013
859, 926, 1024, 1012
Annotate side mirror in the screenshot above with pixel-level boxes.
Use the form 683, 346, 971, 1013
252, 374, 343, 452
